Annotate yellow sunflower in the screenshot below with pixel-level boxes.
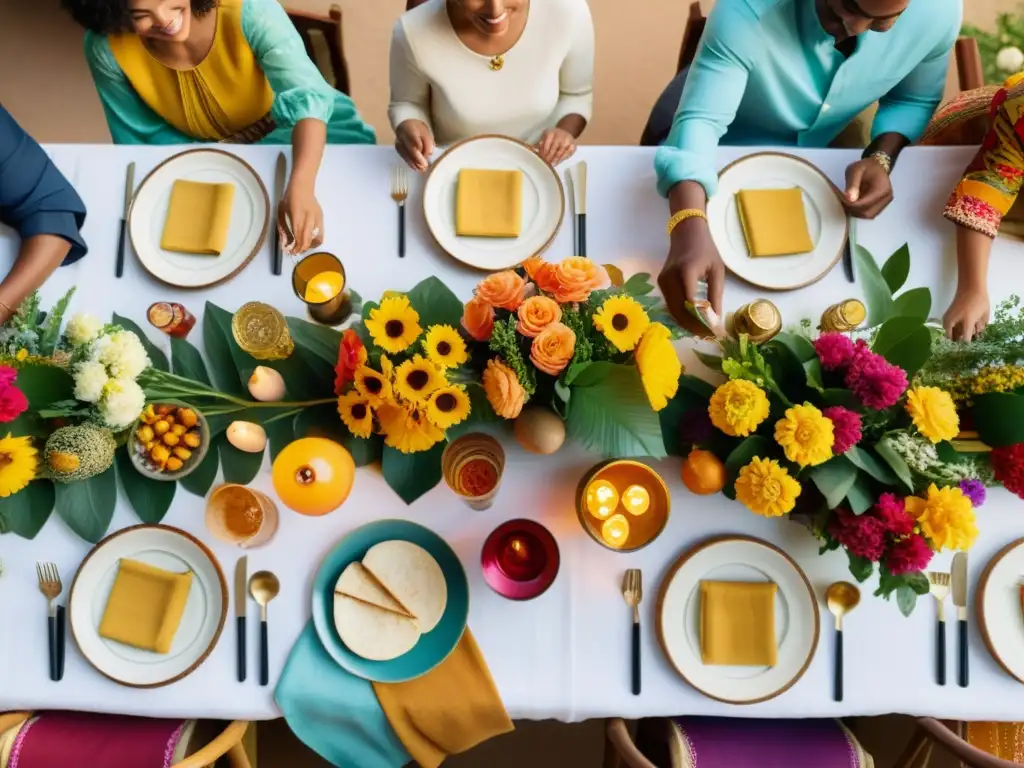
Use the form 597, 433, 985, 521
426, 386, 471, 429
337, 391, 374, 439
364, 295, 422, 354
0, 434, 37, 497
593, 295, 650, 352
774, 403, 835, 467
735, 457, 802, 517
906, 483, 978, 551
423, 325, 468, 369
634, 323, 681, 411
377, 401, 445, 453
380, 354, 394, 382
394, 355, 446, 404
905, 386, 960, 443
353, 365, 392, 406
708, 379, 770, 437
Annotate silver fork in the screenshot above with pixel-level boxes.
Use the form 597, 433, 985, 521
36, 562, 64, 681
390, 166, 409, 259
622, 569, 642, 696
927, 571, 950, 686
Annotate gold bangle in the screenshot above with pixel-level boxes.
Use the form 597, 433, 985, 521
667, 208, 707, 235
866, 150, 893, 175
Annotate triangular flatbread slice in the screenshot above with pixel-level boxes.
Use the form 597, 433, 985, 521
334, 562, 415, 620
333, 594, 420, 661
363, 540, 447, 634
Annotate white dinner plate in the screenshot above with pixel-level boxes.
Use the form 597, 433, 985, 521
707, 152, 848, 290
423, 135, 564, 271
657, 535, 819, 704
69, 524, 227, 688
128, 148, 270, 288
978, 538, 1024, 684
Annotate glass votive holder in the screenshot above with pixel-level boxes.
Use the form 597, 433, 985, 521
205, 483, 279, 548
481, 519, 560, 600
441, 433, 505, 510
292, 251, 352, 326
575, 460, 670, 552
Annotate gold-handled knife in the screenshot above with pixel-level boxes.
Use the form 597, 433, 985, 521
568, 161, 587, 257
272, 152, 287, 276
952, 552, 969, 688
115, 162, 135, 278
235, 555, 248, 682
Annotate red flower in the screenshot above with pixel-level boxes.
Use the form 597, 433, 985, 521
1016, 116, 1024, 146
0, 366, 17, 389
0, 384, 28, 423
886, 534, 934, 576
991, 443, 1024, 499
828, 508, 886, 562
334, 329, 367, 395
872, 492, 914, 537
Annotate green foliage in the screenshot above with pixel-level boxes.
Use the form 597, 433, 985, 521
871, 316, 933, 378
919, 296, 1024, 386
963, 16, 1024, 85
0, 481, 55, 539
179, 441, 220, 498
54, 465, 117, 543
560, 307, 596, 367
406, 276, 464, 329
488, 315, 536, 396
115, 448, 175, 524
811, 455, 859, 509
972, 392, 1024, 446
381, 443, 444, 504
880, 244, 910, 295
855, 245, 897, 325
40, 288, 76, 357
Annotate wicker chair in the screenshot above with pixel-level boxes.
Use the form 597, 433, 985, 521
286, 4, 350, 96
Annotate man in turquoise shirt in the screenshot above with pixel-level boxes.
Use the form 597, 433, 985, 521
654, 0, 959, 326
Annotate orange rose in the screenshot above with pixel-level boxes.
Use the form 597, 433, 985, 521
476, 270, 528, 311
530, 322, 576, 376
522, 257, 559, 294
482, 358, 525, 419
461, 296, 495, 342
552, 257, 610, 304
516, 296, 562, 338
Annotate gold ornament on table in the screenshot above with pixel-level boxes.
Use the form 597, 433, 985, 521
489, 54, 504, 71
727, 299, 782, 344
820, 299, 866, 333
231, 302, 294, 360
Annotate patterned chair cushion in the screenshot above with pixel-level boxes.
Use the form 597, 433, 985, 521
920, 86, 1002, 147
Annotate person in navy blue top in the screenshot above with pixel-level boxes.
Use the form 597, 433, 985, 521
0, 105, 87, 324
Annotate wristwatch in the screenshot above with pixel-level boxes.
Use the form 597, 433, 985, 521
864, 149, 894, 175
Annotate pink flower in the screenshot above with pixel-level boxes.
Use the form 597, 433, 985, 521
0, 366, 17, 389
822, 406, 862, 454
873, 492, 914, 537
0, 385, 28, 423
828, 508, 886, 562
814, 333, 856, 371
845, 346, 908, 410
886, 534, 934, 576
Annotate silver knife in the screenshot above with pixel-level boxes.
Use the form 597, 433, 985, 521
952, 552, 969, 688
115, 162, 135, 278
272, 153, 287, 276
235, 556, 248, 682
569, 161, 587, 257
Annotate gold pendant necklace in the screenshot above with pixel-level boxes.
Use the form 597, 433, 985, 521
489, 54, 504, 71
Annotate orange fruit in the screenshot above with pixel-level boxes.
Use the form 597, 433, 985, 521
272, 437, 355, 516
681, 449, 726, 495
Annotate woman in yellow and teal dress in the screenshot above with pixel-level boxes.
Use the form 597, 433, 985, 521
62, 0, 376, 253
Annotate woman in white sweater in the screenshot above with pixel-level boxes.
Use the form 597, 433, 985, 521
389, 0, 594, 170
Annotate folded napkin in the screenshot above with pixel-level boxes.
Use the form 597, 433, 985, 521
456, 169, 522, 238
160, 179, 235, 255
98, 559, 192, 654
735, 188, 813, 258
700, 581, 777, 667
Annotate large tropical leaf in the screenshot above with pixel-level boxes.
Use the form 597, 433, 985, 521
219, 435, 264, 485
854, 245, 896, 326
113, 313, 168, 372
115, 448, 175, 524
381, 443, 444, 504
286, 317, 342, 368
892, 287, 932, 320
565, 363, 666, 458
406, 276, 464, 329
203, 302, 247, 395
170, 336, 212, 385
54, 466, 117, 543
871, 316, 932, 378
773, 332, 817, 363
0, 481, 55, 539
811, 455, 859, 509
845, 445, 898, 485
16, 363, 74, 410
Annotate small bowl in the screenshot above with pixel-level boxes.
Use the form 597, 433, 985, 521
575, 460, 670, 552
129, 405, 211, 482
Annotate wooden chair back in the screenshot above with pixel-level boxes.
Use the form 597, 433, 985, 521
956, 37, 985, 92
286, 4, 351, 96
677, 1, 707, 73
406, 0, 430, 9
895, 719, 1022, 768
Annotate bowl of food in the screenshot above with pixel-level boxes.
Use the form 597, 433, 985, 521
130, 403, 210, 481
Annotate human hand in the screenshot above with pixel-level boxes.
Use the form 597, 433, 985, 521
943, 286, 991, 341
657, 217, 726, 335
843, 158, 893, 219
536, 128, 577, 166
395, 120, 435, 172
278, 175, 323, 255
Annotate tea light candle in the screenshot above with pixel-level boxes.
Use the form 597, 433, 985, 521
601, 514, 630, 549
304, 270, 344, 303
622, 484, 651, 516
507, 536, 529, 563
586, 479, 620, 520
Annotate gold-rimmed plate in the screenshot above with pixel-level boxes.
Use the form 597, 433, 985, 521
977, 537, 1024, 684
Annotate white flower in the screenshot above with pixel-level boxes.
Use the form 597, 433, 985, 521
91, 331, 150, 380
65, 313, 103, 346
997, 46, 1024, 74
73, 361, 109, 404
99, 378, 146, 430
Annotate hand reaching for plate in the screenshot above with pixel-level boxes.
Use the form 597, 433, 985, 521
278, 178, 324, 255
658, 216, 726, 336
536, 128, 577, 166
396, 119, 436, 172
843, 158, 893, 220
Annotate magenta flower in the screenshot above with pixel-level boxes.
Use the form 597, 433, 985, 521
0, 385, 28, 423
886, 534, 934, 576
814, 332, 856, 371
845, 348, 908, 410
828, 508, 886, 562
959, 479, 986, 508
873, 492, 914, 536
822, 406, 862, 454
0, 366, 17, 389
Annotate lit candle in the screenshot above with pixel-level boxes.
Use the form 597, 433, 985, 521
507, 536, 529, 563
304, 270, 344, 304
622, 484, 651, 516
586, 480, 620, 520
602, 514, 630, 549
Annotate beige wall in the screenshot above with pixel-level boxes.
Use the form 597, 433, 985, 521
0, 0, 1020, 146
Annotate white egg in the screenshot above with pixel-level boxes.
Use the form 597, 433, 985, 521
227, 421, 267, 453
514, 407, 566, 455
248, 366, 286, 402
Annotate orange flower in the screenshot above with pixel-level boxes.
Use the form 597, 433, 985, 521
461, 296, 495, 342
334, 329, 367, 394
522, 257, 559, 294
552, 257, 610, 304
482, 359, 525, 419
516, 296, 562, 338
530, 322, 576, 376
476, 270, 528, 311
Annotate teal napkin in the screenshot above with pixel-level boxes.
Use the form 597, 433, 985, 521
274, 623, 412, 768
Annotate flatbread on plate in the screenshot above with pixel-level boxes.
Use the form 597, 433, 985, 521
333, 594, 420, 662
335, 562, 415, 619
363, 541, 447, 633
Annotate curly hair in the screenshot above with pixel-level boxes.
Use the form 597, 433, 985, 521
61, 0, 218, 35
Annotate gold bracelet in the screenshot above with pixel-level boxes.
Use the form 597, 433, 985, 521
667, 208, 707, 235
866, 150, 893, 175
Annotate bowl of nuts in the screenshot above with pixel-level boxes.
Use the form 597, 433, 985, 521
130, 403, 209, 481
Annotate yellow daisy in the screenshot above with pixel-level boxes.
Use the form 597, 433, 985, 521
735, 457, 802, 517
423, 325, 469, 369
377, 401, 445, 453
905, 386, 960, 444
394, 355, 445, 404
426, 386, 471, 429
364, 295, 422, 354
337, 392, 374, 439
353, 365, 392, 407
0, 434, 37, 497
634, 323, 681, 411
380, 354, 395, 382
774, 403, 835, 467
906, 483, 978, 551
708, 380, 770, 437
593, 295, 650, 352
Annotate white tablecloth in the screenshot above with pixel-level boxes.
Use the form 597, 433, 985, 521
1, 144, 1023, 723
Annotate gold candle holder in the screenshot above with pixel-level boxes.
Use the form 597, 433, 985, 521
819, 299, 866, 333
232, 302, 294, 360
576, 460, 670, 552
442, 433, 505, 510
728, 299, 782, 344
292, 251, 353, 326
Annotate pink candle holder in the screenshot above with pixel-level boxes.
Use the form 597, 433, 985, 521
481, 519, 559, 600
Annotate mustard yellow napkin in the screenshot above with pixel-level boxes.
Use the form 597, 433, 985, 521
161, 179, 235, 255
372, 629, 513, 768
455, 169, 522, 238
700, 581, 777, 667
736, 188, 814, 257
98, 559, 193, 654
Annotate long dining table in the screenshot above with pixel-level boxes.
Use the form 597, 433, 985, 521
1, 142, 1023, 724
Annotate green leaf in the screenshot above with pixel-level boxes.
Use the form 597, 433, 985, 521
723, 435, 772, 500
170, 337, 211, 385
203, 302, 247, 396
892, 287, 932, 320
846, 474, 874, 515
811, 455, 859, 509
845, 445, 898, 485
659, 388, 709, 457
762, 340, 809, 400
115, 448, 175, 524
871, 316, 932, 378
54, 466, 117, 543
219, 435, 264, 485
875, 439, 915, 491
694, 350, 724, 373
113, 313, 168, 372
381, 443, 444, 504
774, 332, 817, 363
678, 375, 716, 400
804, 359, 824, 391
265, 418, 294, 462
406, 276, 464, 329
896, 584, 919, 617
881, 243, 911, 294
286, 317, 342, 368
972, 393, 1024, 447
39, 287, 75, 356
16, 363, 74, 410
847, 552, 874, 583
0, 481, 54, 538
179, 440, 220, 497
821, 388, 858, 408
905, 571, 931, 595
854, 245, 896, 325
565, 363, 666, 459
622, 273, 656, 296
291, 405, 382, 466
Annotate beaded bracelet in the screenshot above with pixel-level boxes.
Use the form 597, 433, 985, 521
667, 208, 707, 236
